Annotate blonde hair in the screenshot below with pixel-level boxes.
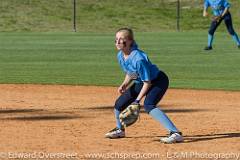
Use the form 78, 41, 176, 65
116, 27, 134, 40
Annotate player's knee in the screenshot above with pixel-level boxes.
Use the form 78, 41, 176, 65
114, 100, 123, 111
114, 99, 128, 111
208, 30, 214, 36
143, 104, 156, 113
227, 28, 235, 36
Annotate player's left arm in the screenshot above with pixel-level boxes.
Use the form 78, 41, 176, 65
135, 60, 152, 102
136, 81, 151, 102
212, 2, 230, 22
220, 0, 230, 17
220, 7, 229, 18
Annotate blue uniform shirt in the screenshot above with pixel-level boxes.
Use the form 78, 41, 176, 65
117, 44, 160, 83
204, 0, 230, 16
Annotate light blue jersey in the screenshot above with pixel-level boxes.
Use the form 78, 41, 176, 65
116, 44, 180, 134
117, 46, 160, 83
204, 0, 230, 16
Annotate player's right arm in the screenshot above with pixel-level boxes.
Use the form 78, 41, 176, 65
118, 74, 133, 94
203, 0, 209, 17
203, 8, 208, 17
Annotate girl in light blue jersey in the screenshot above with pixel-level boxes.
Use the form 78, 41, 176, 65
203, 0, 240, 50
105, 28, 183, 143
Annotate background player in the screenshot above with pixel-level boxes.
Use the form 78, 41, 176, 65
105, 28, 183, 143
203, 0, 240, 50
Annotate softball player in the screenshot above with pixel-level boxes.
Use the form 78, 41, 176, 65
105, 28, 183, 143
203, 0, 240, 50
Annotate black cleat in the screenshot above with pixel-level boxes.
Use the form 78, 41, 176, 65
204, 46, 213, 50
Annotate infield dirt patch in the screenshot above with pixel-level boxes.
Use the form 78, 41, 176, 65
0, 84, 239, 160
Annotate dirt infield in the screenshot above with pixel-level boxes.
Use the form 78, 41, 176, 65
0, 84, 240, 160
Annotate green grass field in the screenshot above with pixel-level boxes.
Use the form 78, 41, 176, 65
1, 0, 239, 32
0, 0, 240, 91
0, 32, 240, 90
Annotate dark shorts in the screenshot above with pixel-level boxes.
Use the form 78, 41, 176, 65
114, 71, 169, 113
209, 12, 236, 36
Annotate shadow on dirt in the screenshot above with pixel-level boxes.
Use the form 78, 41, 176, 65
6, 115, 81, 121
0, 109, 45, 114
183, 132, 240, 143
84, 106, 208, 113
128, 132, 240, 143
0, 108, 82, 121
